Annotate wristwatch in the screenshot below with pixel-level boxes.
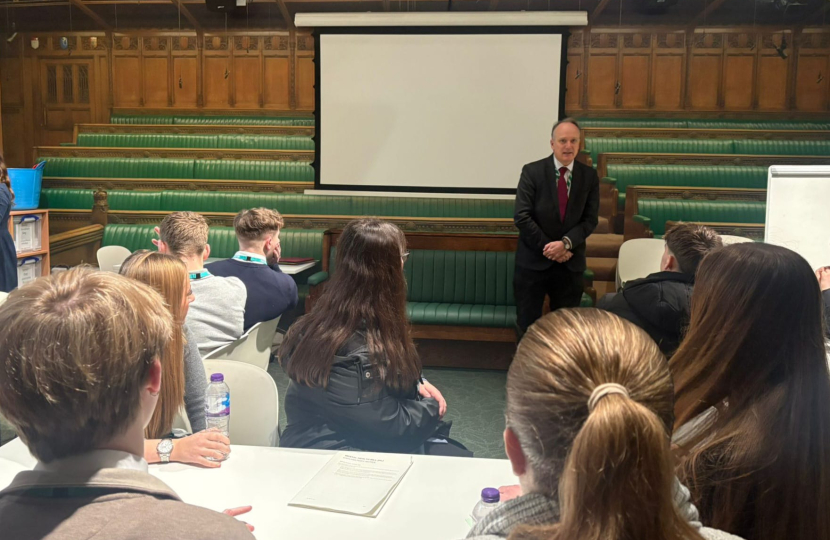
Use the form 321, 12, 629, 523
562, 236, 573, 251
157, 438, 174, 463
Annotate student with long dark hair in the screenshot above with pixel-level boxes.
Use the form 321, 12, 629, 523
0, 156, 17, 293
279, 219, 446, 453
467, 309, 739, 540
671, 243, 830, 540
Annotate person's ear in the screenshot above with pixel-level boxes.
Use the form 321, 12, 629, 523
550, 138, 555, 152
203, 244, 211, 261
504, 428, 528, 477
147, 357, 162, 396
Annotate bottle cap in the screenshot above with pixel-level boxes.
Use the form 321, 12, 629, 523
481, 488, 500, 503
210, 373, 224, 383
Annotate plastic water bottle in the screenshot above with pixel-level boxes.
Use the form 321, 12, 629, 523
471, 488, 500, 524
205, 373, 230, 462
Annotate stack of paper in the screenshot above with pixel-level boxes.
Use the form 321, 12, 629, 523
289, 452, 413, 517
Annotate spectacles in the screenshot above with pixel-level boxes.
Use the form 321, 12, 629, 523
401, 251, 410, 262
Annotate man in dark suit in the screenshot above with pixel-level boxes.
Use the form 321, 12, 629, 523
514, 118, 599, 334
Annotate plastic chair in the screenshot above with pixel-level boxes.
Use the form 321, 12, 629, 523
720, 235, 754, 246
0, 291, 8, 305
616, 238, 666, 292
97, 245, 132, 273
203, 359, 279, 447
202, 316, 281, 371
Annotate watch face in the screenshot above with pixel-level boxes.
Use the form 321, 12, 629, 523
157, 439, 174, 454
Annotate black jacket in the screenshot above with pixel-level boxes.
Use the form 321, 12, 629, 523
598, 271, 695, 357
514, 156, 600, 273
280, 332, 441, 453
824, 290, 830, 338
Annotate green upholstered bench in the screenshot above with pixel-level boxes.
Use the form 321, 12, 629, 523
110, 114, 314, 127
733, 139, 830, 156
76, 133, 316, 151
40, 189, 517, 220
41, 157, 313, 183
308, 232, 594, 342
585, 138, 736, 165
602, 165, 768, 215
577, 118, 830, 130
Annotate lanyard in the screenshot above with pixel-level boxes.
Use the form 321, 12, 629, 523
188, 269, 211, 281
233, 253, 266, 265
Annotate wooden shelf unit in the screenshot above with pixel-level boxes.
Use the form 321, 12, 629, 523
9, 209, 50, 282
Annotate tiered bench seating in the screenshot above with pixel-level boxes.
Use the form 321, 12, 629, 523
577, 118, 830, 130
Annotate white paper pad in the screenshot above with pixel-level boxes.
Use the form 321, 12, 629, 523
288, 452, 413, 517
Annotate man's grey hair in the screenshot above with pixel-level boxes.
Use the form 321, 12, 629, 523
551, 117, 581, 139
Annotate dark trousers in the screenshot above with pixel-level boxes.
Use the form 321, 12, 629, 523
514, 265, 584, 333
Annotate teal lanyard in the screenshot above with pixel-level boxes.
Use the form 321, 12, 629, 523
188, 269, 211, 280
233, 253, 266, 265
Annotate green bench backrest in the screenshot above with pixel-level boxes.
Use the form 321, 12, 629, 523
102, 224, 326, 263
585, 138, 736, 164
43, 157, 196, 179
40, 189, 516, 220
578, 118, 830, 130
329, 246, 515, 306
109, 115, 314, 127
733, 139, 830, 156
605, 165, 769, 210
192, 160, 314, 181
637, 199, 766, 236
76, 133, 315, 151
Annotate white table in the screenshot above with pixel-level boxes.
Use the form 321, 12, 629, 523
205, 258, 317, 276
615, 238, 665, 292
0, 438, 514, 540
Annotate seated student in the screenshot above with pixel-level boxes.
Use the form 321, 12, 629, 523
0, 268, 253, 539
467, 308, 741, 540
207, 208, 298, 331
671, 243, 830, 540
120, 250, 230, 467
155, 211, 247, 357
818, 266, 830, 337
279, 219, 449, 454
598, 223, 722, 356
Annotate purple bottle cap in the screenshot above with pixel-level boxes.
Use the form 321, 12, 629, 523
210, 373, 224, 383
481, 488, 500, 503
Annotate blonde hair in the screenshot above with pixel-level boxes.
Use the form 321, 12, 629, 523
234, 207, 284, 243
0, 268, 173, 463
120, 250, 188, 439
158, 211, 209, 257
506, 309, 703, 540
0, 154, 13, 202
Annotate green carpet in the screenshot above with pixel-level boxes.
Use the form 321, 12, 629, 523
1, 366, 508, 460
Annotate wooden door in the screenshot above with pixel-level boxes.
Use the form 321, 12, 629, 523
38, 60, 95, 146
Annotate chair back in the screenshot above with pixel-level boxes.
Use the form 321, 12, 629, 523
97, 245, 132, 273
0, 291, 8, 306
203, 359, 279, 446
720, 234, 754, 245
202, 316, 280, 370
616, 238, 666, 291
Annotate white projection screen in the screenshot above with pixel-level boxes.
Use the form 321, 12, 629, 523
315, 29, 567, 194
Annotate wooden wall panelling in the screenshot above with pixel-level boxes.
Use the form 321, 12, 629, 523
756, 31, 791, 110
112, 36, 141, 107
142, 36, 171, 107
172, 35, 200, 107
688, 31, 723, 109
564, 31, 584, 110
296, 32, 315, 111
795, 29, 830, 111
587, 31, 619, 109
232, 36, 263, 108
723, 32, 756, 110
203, 35, 230, 107
651, 31, 685, 109
263, 34, 291, 108
1, 38, 28, 166
620, 33, 651, 108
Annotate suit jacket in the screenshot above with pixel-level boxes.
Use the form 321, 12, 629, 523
0, 466, 253, 540
514, 156, 600, 273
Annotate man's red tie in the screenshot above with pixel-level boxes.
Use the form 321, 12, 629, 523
557, 166, 569, 222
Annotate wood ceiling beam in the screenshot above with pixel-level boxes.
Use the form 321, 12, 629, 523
68, 0, 113, 31
590, 0, 613, 21
268, 0, 294, 29
170, 0, 203, 33
688, 0, 729, 27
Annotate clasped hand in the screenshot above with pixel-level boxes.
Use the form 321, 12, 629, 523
543, 241, 572, 263
816, 266, 830, 292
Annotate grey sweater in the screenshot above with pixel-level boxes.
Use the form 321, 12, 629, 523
182, 324, 206, 433
186, 273, 247, 357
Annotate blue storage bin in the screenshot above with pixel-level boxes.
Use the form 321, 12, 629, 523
9, 161, 46, 210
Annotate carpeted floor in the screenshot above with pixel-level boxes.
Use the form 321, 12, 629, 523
1, 365, 509, 460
